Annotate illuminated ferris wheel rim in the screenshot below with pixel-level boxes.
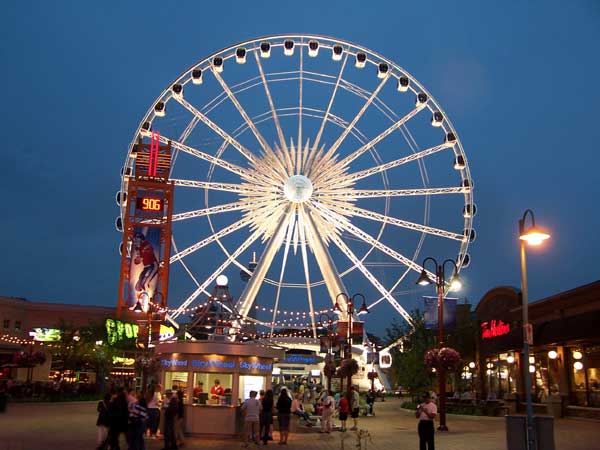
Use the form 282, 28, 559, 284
118, 34, 475, 330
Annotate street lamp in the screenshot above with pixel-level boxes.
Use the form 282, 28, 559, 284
518, 209, 550, 450
318, 313, 335, 392
335, 292, 369, 397
415, 257, 462, 431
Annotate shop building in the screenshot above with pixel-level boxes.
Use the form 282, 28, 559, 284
475, 280, 600, 418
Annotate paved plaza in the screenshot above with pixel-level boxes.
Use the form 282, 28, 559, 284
0, 398, 598, 450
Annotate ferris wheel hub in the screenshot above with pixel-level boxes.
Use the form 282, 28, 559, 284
283, 175, 313, 203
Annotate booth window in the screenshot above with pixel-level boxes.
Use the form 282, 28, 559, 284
192, 373, 233, 405
165, 372, 189, 402
239, 375, 266, 403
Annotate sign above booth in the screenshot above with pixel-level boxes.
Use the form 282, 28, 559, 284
160, 354, 273, 374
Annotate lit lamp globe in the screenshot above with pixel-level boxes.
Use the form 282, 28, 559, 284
216, 275, 229, 287
519, 226, 550, 246
548, 350, 558, 360
506, 355, 515, 364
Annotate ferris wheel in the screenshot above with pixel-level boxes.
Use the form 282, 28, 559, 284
117, 35, 475, 335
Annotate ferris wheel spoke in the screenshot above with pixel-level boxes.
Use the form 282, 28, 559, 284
317, 186, 470, 200
175, 96, 259, 165
171, 228, 263, 320
341, 142, 454, 184
210, 68, 287, 180
336, 105, 428, 170
172, 178, 276, 195
269, 212, 297, 336
327, 231, 413, 325
314, 201, 435, 278
169, 216, 253, 264
254, 52, 290, 161
323, 74, 390, 161
311, 51, 349, 157
297, 43, 304, 171
156, 133, 251, 180
325, 203, 464, 241
298, 206, 318, 338
171, 200, 267, 222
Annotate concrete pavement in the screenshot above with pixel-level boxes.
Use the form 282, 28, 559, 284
0, 398, 598, 450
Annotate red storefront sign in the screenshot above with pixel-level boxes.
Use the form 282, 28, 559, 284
481, 320, 510, 339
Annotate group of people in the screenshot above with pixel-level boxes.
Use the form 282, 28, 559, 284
241, 388, 293, 447
95, 384, 185, 450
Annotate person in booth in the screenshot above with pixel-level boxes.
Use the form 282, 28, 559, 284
210, 379, 225, 399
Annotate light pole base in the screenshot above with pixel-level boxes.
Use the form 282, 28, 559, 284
437, 424, 449, 432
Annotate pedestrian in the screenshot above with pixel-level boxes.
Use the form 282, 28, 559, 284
162, 389, 179, 450
128, 393, 148, 450
291, 393, 313, 426
146, 384, 162, 439
319, 390, 333, 434
338, 393, 349, 432
96, 392, 111, 450
349, 386, 360, 431
108, 388, 129, 450
416, 392, 437, 450
241, 390, 262, 448
276, 388, 292, 445
260, 389, 274, 444
366, 389, 376, 416
175, 389, 185, 447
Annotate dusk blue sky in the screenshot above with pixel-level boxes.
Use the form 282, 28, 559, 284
2, 1, 599, 335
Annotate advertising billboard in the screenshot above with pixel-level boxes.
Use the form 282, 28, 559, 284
128, 226, 161, 311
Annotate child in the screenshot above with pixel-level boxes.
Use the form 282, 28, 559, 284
241, 390, 262, 448
338, 393, 349, 432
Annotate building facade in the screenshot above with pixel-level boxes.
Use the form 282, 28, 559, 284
475, 281, 600, 417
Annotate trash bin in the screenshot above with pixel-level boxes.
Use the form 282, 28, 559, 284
534, 415, 555, 450
506, 415, 527, 450
506, 415, 555, 450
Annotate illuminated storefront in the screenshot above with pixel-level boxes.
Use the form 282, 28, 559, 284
476, 281, 600, 417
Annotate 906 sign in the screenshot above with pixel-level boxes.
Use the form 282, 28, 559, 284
136, 197, 162, 212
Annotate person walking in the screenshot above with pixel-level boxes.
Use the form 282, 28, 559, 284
147, 384, 162, 439
128, 393, 148, 450
96, 392, 111, 450
416, 392, 437, 450
338, 393, 349, 432
319, 390, 333, 434
241, 390, 262, 448
162, 389, 179, 450
260, 390, 274, 444
349, 386, 360, 431
276, 388, 292, 445
366, 389, 376, 416
108, 388, 129, 450
175, 389, 185, 447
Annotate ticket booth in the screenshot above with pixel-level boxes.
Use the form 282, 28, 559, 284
158, 340, 284, 437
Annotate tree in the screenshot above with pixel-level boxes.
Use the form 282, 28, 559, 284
385, 311, 436, 396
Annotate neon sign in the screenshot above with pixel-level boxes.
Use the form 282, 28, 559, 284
481, 320, 510, 339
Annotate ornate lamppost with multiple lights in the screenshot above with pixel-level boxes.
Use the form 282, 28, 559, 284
416, 258, 462, 431
318, 313, 336, 392
518, 209, 550, 450
334, 293, 369, 398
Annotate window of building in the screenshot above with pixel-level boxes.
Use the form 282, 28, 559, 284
239, 375, 266, 403
570, 346, 600, 407
14, 321, 21, 331
192, 373, 233, 405
164, 372, 189, 403
2, 319, 9, 329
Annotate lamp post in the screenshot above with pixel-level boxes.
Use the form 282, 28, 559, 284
518, 209, 550, 450
415, 257, 462, 431
335, 292, 369, 397
318, 313, 335, 392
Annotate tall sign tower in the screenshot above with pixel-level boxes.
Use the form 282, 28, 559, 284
117, 131, 174, 319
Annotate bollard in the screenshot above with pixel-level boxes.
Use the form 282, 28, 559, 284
506, 415, 527, 450
534, 416, 555, 450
